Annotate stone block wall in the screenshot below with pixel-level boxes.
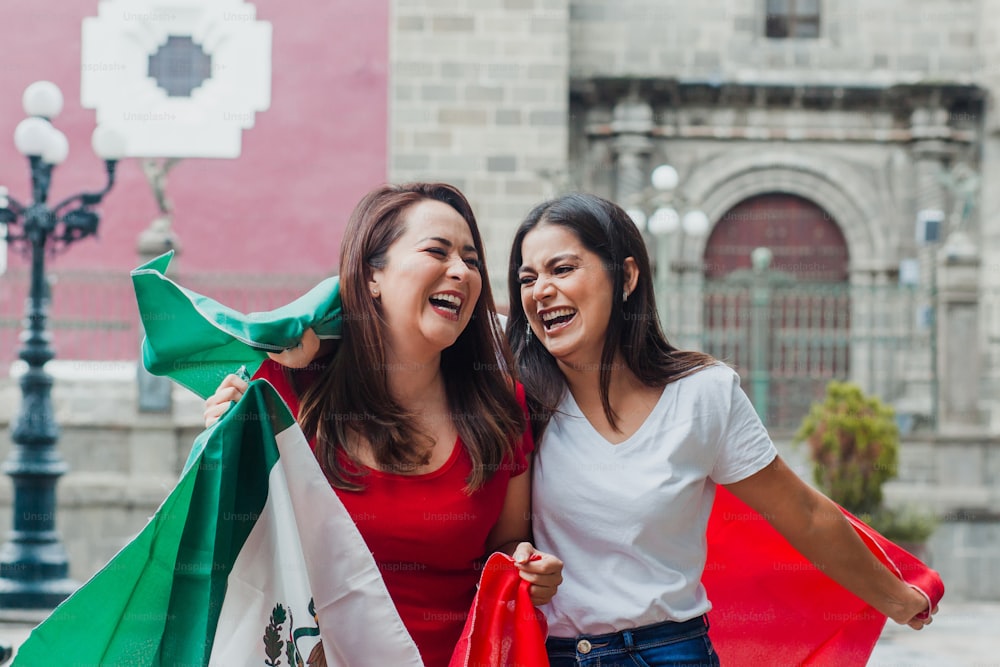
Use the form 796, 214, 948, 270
569, 0, 980, 84
390, 0, 570, 303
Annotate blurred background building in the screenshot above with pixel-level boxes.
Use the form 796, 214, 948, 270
0, 0, 998, 602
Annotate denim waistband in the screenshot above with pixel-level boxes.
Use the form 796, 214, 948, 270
546, 615, 710, 655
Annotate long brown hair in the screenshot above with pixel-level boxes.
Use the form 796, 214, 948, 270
299, 183, 523, 491
506, 192, 714, 441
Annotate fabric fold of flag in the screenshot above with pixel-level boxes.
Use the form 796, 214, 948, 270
449, 553, 549, 667
704, 487, 945, 667
132, 250, 342, 399
14, 380, 425, 666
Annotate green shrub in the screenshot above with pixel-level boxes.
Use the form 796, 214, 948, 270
795, 381, 938, 544
794, 381, 900, 516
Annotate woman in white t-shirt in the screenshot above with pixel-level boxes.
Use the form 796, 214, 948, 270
505, 192, 936, 666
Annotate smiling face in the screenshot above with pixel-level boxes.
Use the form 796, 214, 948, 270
369, 198, 483, 360
518, 222, 634, 369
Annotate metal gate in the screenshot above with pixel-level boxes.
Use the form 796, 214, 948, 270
659, 268, 927, 433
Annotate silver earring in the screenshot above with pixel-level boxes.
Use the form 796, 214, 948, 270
623, 289, 629, 303
525, 320, 533, 339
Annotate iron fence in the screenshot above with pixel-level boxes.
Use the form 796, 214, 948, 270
660, 275, 933, 433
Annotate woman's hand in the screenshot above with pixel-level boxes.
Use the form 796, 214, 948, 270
203, 374, 249, 427
511, 542, 563, 607
896, 586, 937, 630
266, 328, 321, 368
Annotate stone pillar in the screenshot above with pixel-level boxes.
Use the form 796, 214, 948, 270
136, 217, 181, 413
610, 97, 654, 206
870, 269, 894, 400
849, 269, 876, 395
610, 96, 661, 328
748, 248, 774, 426
675, 262, 706, 353
911, 120, 951, 214
908, 113, 955, 430
936, 230, 984, 433
911, 112, 952, 300
582, 107, 615, 197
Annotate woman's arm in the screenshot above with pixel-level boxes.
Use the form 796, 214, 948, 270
725, 456, 935, 629
266, 328, 333, 368
485, 467, 563, 606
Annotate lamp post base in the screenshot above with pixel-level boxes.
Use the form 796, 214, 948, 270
0, 537, 78, 608
0, 577, 78, 610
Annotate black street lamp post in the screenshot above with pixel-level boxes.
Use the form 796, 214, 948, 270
0, 81, 124, 611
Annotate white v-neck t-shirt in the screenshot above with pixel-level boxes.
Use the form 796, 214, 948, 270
532, 363, 777, 637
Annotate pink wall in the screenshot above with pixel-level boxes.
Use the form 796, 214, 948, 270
0, 0, 389, 276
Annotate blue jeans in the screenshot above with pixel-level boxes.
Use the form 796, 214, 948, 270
546, 616, 720, 667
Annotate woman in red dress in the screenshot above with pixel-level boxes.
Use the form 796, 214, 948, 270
205, 183, 563, 667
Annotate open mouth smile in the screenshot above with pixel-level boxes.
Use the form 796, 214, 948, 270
429, 292, 464, 321
539, 307, 577, 332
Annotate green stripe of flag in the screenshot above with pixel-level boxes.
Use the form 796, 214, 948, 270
158, 382, 292, 665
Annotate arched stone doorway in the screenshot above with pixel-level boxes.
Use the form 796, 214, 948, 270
704, 193, 849, 280
702, 193, 851, 429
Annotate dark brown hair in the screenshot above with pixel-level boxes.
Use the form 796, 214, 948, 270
298, 183, 523, 491
506, 192, 714, 440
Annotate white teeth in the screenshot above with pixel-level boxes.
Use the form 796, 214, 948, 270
431, 293, 463, 309
541, 308, 575, 323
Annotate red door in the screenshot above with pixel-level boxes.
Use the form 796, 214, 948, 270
704, 194, 848, 281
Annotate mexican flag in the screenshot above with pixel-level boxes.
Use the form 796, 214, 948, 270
13, 251, 548, 666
